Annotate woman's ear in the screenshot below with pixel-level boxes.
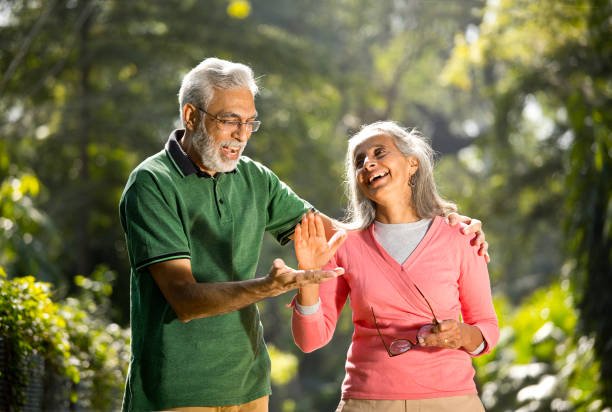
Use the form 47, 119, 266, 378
408, 156, 419, 173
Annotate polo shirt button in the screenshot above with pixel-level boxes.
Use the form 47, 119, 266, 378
219, 199, 224, 204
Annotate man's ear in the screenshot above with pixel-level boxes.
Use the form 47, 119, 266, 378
183, 104, 199, 131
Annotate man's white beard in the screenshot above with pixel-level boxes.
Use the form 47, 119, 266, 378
192, 124, 244, 173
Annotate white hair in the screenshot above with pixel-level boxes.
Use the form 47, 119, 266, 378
178, 57, 259, 125
344, 121, 457, 229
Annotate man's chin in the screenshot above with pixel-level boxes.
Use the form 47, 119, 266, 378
217, 158, 239, 173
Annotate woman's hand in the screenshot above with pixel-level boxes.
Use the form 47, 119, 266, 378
294, 212, 346, 270
417, 319, 484, 352
417, 320, 462, 349
446, 212, 490, 263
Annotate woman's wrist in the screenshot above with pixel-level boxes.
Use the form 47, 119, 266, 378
295, 297, 321, 315
297, 285, 320, 306
459, 323, 484, 352
468, 341, 486, 355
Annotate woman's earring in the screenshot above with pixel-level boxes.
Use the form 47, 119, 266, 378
409, 174, 416, 187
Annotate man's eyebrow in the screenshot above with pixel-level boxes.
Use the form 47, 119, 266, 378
218, 111, 258, 120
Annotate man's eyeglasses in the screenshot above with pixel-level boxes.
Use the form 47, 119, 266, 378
197, 107, 261, 133
371, 283, 440, 357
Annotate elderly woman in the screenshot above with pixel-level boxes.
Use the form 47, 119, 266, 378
291, 121, 499, 412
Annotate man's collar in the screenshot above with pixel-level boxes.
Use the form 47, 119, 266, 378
165, 129, 237, 178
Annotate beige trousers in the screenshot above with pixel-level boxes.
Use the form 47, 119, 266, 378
336, 395, 485, 412
164, 395, 269, 412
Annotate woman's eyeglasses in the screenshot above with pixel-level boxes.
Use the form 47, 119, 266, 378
371, 283, 440, 357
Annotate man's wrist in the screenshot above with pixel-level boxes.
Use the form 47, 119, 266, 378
298, 263, 322, 270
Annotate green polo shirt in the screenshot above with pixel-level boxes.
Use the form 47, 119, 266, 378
119, 129, 312, 410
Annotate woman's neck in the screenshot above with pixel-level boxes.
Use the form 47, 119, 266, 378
375, 203, 420, 224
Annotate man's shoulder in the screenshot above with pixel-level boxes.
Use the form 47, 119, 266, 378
134, 150, 172, 174
130, 150, 175, 180
235, 156, 281, 182
237, 155, 271, 173
121, 150, 174, 196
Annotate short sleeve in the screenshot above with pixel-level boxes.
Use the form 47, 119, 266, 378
120, 171, 190, 270
263, 167, 312, 245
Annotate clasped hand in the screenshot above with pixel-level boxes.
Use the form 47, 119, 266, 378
417, 319, 463, 349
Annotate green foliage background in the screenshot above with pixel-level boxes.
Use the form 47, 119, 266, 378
0, 0, 609, 411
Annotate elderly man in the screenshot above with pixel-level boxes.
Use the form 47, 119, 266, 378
119, 57, 487, 411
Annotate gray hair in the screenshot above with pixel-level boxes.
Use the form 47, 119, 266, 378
344, 121, 457, 229
178, 57, 259, 125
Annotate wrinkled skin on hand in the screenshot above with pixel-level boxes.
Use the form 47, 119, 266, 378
263, 258, 344, 296
417, 319, 464, 349
294, 212, 347, 270
446, 212, 489, 263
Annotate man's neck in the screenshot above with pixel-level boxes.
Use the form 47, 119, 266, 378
179, 132, 218, 177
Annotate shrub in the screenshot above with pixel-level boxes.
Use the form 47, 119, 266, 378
475, 280, 608, 411
0, 266, 129, 411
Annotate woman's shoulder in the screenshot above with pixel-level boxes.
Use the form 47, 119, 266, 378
431, 216, 483, 260
431, 216, 472, 245
344, 227, 371, 242
333, 227, 372, 259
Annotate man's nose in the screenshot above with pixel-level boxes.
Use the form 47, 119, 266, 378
232, 123, 251, 142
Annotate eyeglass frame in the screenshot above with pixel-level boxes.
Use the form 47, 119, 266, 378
196, 106, 261, 133
370, 283, 441, 357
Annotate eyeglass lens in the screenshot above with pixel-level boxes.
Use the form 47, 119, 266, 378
371, 307, 416, 356
389, 339, 413, 355
198, 107, 260, 132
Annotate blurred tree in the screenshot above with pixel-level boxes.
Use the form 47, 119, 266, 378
3, 0, 608, 409
474, 281, 604, 411
441, 0, 611, 404
1, 0, 353, 321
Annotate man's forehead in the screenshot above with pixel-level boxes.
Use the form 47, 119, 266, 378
208, 87, 256, 115
216, 109, 259, 118
209, 87, 254, 102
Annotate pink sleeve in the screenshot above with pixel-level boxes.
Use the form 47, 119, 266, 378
291, 254, 350, 353
458, 240, 499, 356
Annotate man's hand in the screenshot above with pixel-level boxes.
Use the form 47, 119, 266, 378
294, 212, 347, 270
446, 212, 490, 263
264, 258, 344, 297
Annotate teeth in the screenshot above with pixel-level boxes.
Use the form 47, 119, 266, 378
369, 171, 388, 183
222, 144, 242, 153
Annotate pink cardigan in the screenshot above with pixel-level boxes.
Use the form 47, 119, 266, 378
291, 216, 499, 400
